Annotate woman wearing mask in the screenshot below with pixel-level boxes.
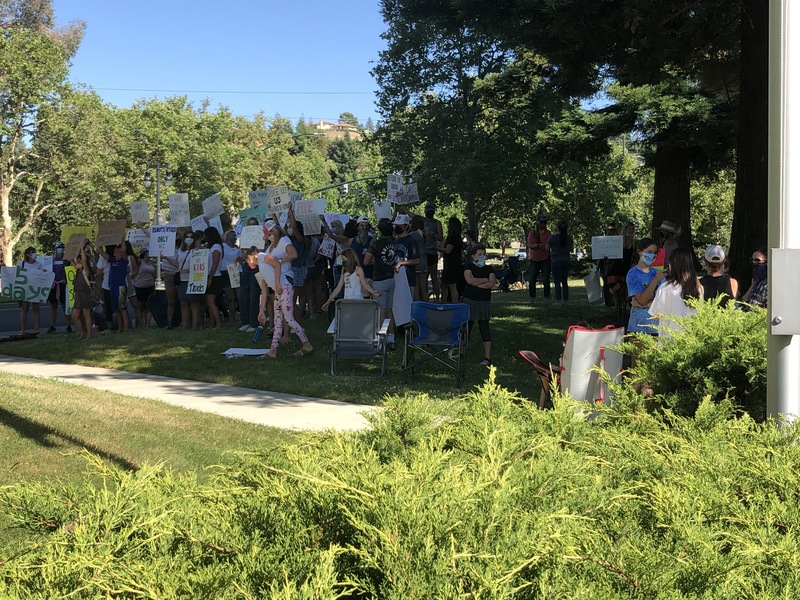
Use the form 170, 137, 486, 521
742, 246, 768, 309
17, 246, 46, 335
625, 238, 666, 335
203, 226, 225, 329
648, 247, 703, 338
132, 249, 156, 329
220, 229, 240, 325
463, 244, 496, 367
165, 230, 201, 329
258, 219, 313, 359
97, 243, 130, 332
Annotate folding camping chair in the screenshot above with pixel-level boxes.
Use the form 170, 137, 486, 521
329, 299, 391, 376
402, 301, 470, 385
519, 324, 624, 409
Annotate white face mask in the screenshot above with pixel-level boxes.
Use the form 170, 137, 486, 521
185, 237, 194, 245
30, 253, 38, 261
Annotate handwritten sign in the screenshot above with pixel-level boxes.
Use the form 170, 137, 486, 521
374, 201, 392, 221
293, 199, 326, 235
127, 228, 150, 252
1, 266, 55, 302
239, 205, 266, 225
387, 173, 403, 203
240, 225, 265, 250
267, 185, 290, 212
187, 248, 209, 294
130, 201, 150, 224
208, 215, 223, 235
399, 183, 419, 205
168, 193, 191, 226
61, 225, 96, 245
148, 226, 178, 258
317, 234, 336, 259
95, 220, 127, 247
64, 234, 85, 263
64, 265, 75, 314
226, 263, 241, 288
591, 235, 624, 260
289, 190, 303, 205
202, 193, 225, 218
248, 189, 269, 210
190, 215, 208, 233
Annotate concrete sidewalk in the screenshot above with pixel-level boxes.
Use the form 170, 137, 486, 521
0, 354, 375, 432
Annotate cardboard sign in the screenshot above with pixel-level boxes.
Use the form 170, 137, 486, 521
226, 263, 241, 288
61, 225, 96, 245
208, 215, 223, 235
387, 173, 403, 203
187, 248, 209, 294
148, 226, 178, 258
168, 193, 191, 226
374, 201, 392, 221
591, 235, 624, 260
130, 201, 150, 224
127, 229, 151, 253
202, 193, 225, 218
317, 234, 336, 258
190, 215, 208, 233
248, 189, 269, 210
95, 220, 127, 247
392, 182, 419, 205
64, 234, 85, 263
239, 205, 266, 224
267, 185, 290, 212
293, 199, 326, 235
240, 225, 265, 250
324, 213, 350, 230
1, 266, 55, 302
64, 265, 75, 314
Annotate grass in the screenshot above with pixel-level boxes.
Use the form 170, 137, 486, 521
0, 283, 622, 405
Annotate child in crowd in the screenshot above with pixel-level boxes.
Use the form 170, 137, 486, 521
625, 237, 665, 335
321, 248, 381, 310
462, 244, 496, 367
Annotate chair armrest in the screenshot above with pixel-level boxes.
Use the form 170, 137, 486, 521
327, 318, 336, 335
378, 318, 391, 336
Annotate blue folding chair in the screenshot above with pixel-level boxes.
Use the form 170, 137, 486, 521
401, 301, 470, 385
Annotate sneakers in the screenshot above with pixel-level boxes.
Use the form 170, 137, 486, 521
47, 326, 56, 333
480, 358, 492, 368
239, 324, 250, 332
65, 326, 73, 334
244, 326, 256, 333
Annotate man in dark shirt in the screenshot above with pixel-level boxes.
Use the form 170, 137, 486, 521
365, 218, 398, 348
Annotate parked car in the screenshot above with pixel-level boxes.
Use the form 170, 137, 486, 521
515, 247, 527, 260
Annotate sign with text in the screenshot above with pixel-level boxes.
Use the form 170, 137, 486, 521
293, 199, 326, 235
324, 213, 350, 230
168, 193, 191, 226
148, 226, 178, 258
239, 205, 266, 224
64, 265, 75, 314
95, 220, 127, 247
190, 215, 208, 233
240, 225, 265, 250
267, 185, 290, 212
387, 173, 403, 203
130, 201, 150, 224
1, 266, 55, 302
202, 193, 225, 219
208, 215, 223, 235
226, 263, 241, 288
591, 235, 624, 260
317, 233, 336, 259
60, 225, 96, 245
289, 190, 303, 206
374, 201, 392, 221
400, 182, 419, 205
187, 248, 209, 294
248, 189, 269, 210
126, 229, 151, 253
64, 234, 85, 263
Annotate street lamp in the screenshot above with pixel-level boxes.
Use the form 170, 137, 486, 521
143, 162, 172, 291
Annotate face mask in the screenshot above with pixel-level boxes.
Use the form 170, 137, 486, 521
474, 255, 487, 267
286, 227, 293, 236
394, 226, 404, 235
357, 229, 369, 243
56, 248, 64, 256
752, 262, 767, 280
30, 253, 38, 261
332, 224, 343, 236
642, 252, 656, 266
185, 238, 194, 245
226, 236, 236, 245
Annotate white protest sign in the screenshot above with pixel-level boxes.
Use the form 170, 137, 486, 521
202, 193, 225, 219
591, 235, 624, 260
324, 213, 350, 229
226, 263, 241, 288
127, 229, 151, 252
374, 201, 392, 221
293, 199, 326, 235
317, 234, 336, 258
130, 201, 150, 224
387, 173, 403, 203
148, 226, 178, 258
399, 182, 419, 205
190, 215, 208, 233
257, 254, 277, 290
248, 189, 269, 210
267, 185, 290, 212
1, 266, 55, 303
289, 190, 303, 206
208, 215, 223, 235
187, 248, 209, 294
40, 256, 53, 272
168, 193, 191, 226
240, 225, 265, 250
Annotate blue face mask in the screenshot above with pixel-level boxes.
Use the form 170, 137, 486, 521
474, 255, 487, 267
642, 252, 657, 266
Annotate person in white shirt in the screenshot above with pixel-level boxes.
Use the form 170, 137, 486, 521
321, 248, 381, 310
649, 247, 703, 338
17, 246, 45, 335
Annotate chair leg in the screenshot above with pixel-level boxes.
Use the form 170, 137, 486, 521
330, 352, 337, 376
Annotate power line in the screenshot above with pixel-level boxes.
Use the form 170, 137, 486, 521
92, 87, 374, 95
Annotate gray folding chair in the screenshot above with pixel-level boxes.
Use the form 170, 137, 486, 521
329, 299, 391, 376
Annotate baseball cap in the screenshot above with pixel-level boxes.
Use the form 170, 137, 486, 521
356, 215, 369, 225
55, 241, 65, 248
393, 214, 410, 226
424, 202, 435, 212
704, 244, 725, 263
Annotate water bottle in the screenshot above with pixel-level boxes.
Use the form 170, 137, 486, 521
252, 325, 264, 344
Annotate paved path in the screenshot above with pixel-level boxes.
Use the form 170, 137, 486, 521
0, 354, 375, 432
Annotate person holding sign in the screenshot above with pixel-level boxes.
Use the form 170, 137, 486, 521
258, 219, 314, 359
98, 244, 130, 332
203, 227, 225, 329
220, 230, 241, 324
72, 243, 95, 339
17, 246, 46, 336
47, 242, 73, 333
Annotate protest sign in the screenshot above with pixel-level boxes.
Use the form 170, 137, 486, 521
95, 220, 127, 247
239, 205, 266, 224
40, 256, 53, 272
1, 266, 55, 302
64, 234, 85, 263
130, 201, 150, 224
267, 185, 290, 212
168, 193, 191, 226
248, 189, 269, 210
127, 229, 151, 253
208, 215, 223, 235
324, 213, 350, 230
202, 193, 225, 218
60, 225, 96, 245
289, 190, 303, 206
293, 199, 326, 235
400, 182, 419, 205
591, 235, 623, 260
187, 248, 209, 294
190, 215, 208, 233
317, 233, 336, 258
240, 225, 265, 250
374, 201, 392, 221
64, 265, 75, 314
387, 173, 403, 203
226, 263, 241, 288
148, 226, 178, 258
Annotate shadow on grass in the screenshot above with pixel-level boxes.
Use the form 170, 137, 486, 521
0, 406, 139, 472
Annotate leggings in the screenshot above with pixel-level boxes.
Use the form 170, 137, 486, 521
271, 283, 308, 349
469, 320, 492, 342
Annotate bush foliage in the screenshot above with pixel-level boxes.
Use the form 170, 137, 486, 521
3, 371, 797, 597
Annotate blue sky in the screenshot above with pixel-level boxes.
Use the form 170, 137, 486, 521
54, 0, 387, 126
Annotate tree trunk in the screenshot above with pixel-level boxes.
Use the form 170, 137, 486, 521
651, 140, 694, 251
729, 0, 768, 286
1, 185, 14, 266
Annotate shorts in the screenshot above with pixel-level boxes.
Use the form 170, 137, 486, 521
206, 275, 224, 296
178, 280, 191, 301
373, 278, 395, 310
292, 266, 308, 288
135, 285, 155, 304
48, 281, 67, 306
627, 306, 658, 335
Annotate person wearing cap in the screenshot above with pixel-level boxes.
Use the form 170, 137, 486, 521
700, 244, 738, 308
526, 215, 552, 302
392, 213, 420, 291
17, 246, 46, 336
422, 202, 443, 302
47, 241, 73, 333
